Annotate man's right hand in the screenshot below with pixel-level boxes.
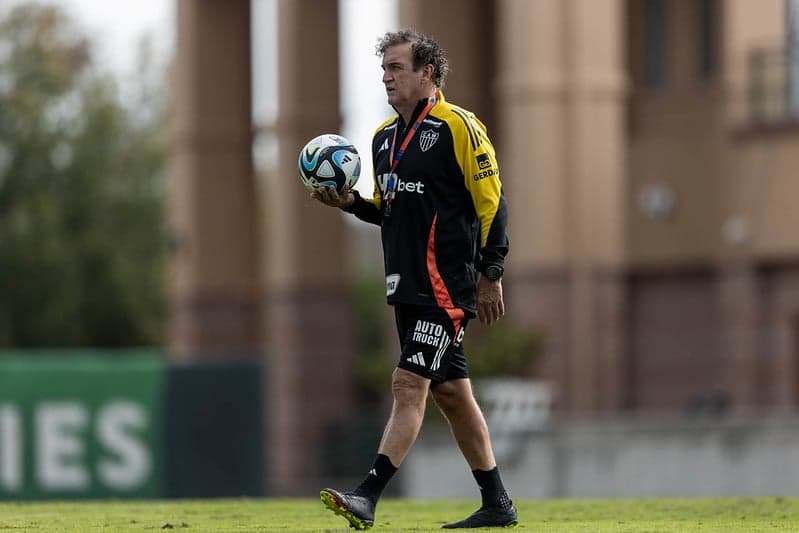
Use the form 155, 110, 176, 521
311, 185, 355, 209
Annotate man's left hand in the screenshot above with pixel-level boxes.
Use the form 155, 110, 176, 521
477, 276, 504, 325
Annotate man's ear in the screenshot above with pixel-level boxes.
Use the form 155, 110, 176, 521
422, 63, 434, 83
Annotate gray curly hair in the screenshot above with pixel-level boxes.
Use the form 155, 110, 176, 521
376, 29, 449, 88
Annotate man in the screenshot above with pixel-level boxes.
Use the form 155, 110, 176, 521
312, 29, 516, 530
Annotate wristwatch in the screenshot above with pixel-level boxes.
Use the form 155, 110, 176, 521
484, 265, 504, 282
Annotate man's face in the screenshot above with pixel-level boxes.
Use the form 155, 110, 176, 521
381, 42, 430, 110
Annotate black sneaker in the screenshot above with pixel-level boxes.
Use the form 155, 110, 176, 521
320, 488, 375, 530
442, 504, 518, 529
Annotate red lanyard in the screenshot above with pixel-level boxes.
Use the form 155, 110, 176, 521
389, 91, 438, 173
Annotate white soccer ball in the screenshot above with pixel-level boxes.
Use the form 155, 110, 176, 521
297, 133, 361, 193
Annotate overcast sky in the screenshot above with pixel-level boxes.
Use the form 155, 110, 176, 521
24, 0, 396, 194
49, 0, 175, 80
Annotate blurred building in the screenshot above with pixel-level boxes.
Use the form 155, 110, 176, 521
167, 0, 799, 495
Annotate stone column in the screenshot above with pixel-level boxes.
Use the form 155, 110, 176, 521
267, 0, 355, 496
169, 0, 260, 360
495, 0, 627, 413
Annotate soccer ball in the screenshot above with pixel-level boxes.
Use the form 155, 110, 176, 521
297, 133, 361, 193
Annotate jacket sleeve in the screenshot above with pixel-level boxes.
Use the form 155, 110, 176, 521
473, 185, 509, 274
451, 112, 509, 273
342, 190, 382, 226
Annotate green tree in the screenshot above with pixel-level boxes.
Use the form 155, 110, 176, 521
0, 4, 167, 347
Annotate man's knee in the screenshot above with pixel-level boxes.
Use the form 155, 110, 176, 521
391, 368, 429, 407
432, 379, 471, 415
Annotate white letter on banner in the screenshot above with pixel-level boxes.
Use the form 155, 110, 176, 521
36, 402, 89, 491
0, 405, 22, 491
96, 400, 150, 491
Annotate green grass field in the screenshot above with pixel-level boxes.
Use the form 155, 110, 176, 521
1, 496, 797, 532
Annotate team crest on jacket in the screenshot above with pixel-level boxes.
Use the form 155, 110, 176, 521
419, 130, 439, 152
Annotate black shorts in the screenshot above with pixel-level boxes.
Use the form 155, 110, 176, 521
394, 304, 470, 383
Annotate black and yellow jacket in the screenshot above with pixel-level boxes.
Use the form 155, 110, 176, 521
344, 91, 509, 317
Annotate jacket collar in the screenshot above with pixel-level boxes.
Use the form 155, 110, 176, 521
395, 90, 444, 129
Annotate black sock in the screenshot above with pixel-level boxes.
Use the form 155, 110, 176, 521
472, 467, 512, 509
353, 453, 397, 503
